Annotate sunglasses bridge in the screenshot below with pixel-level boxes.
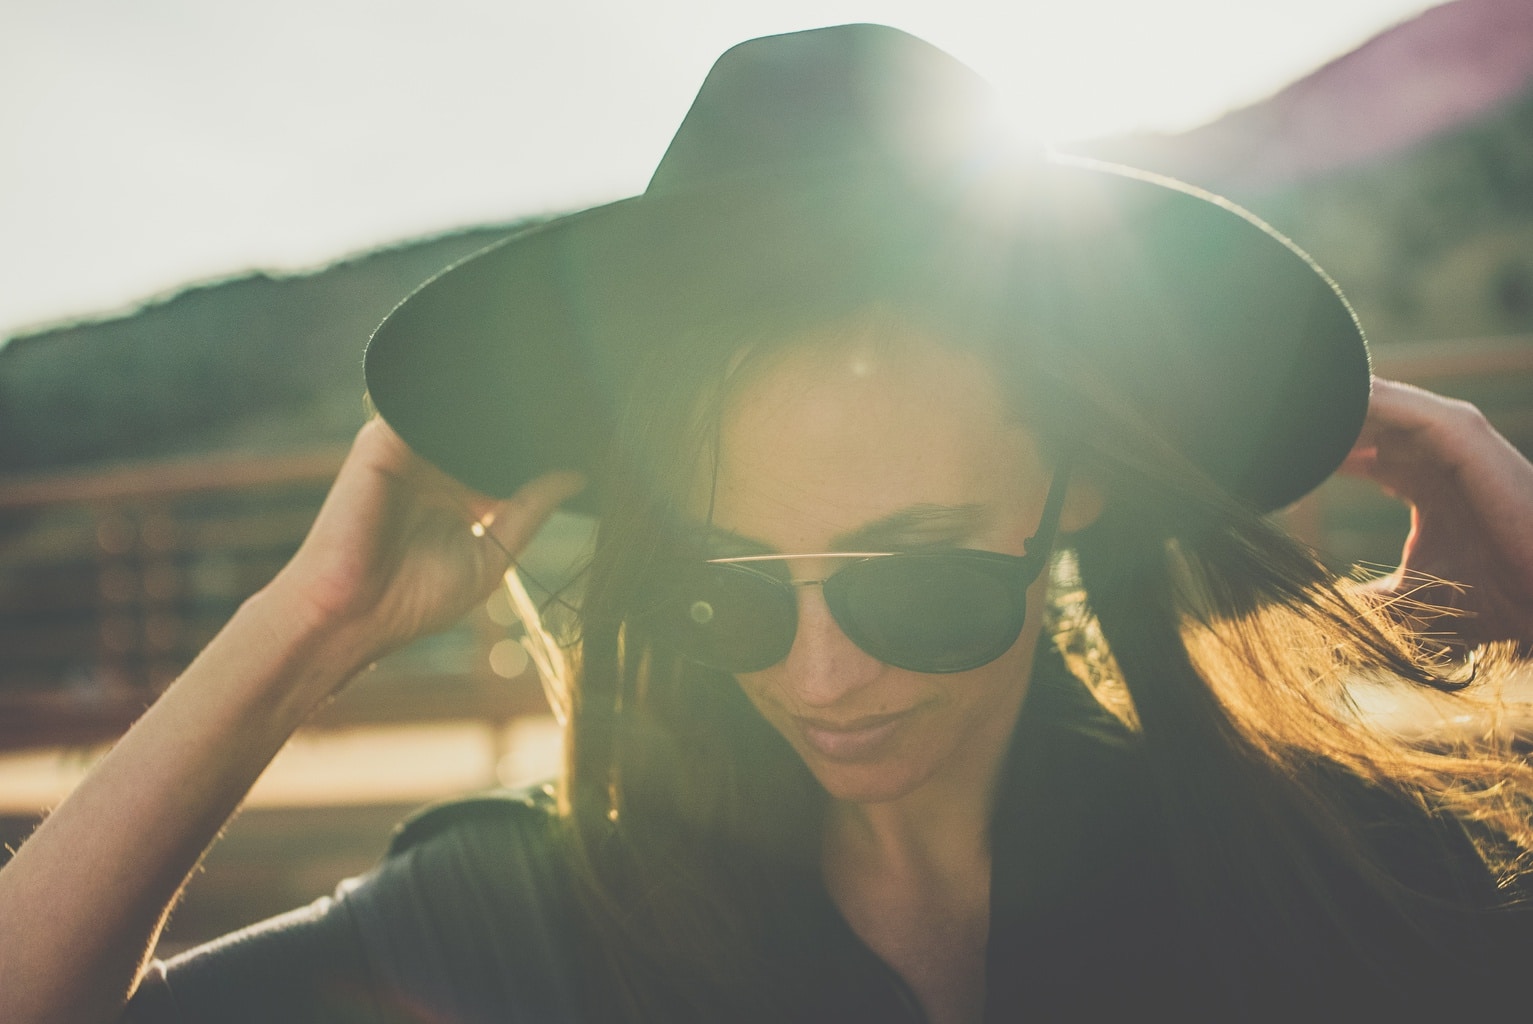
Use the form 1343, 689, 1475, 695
691, 552, 895, 622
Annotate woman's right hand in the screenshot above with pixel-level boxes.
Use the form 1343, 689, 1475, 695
265, 417, 586, 681
0, 420, 583, 1024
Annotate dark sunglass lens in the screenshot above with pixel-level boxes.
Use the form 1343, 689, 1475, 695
827, 555, 1026, 673
641, 564, 795, 673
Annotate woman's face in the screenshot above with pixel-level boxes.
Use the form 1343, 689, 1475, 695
700, 326, 1064, 807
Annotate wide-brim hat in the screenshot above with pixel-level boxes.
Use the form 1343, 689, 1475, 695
365, 23, 1370, 516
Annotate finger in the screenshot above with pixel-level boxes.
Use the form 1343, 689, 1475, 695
1335, 446, 1377, 478
1363, 378, 1431, 422
1333, 379, 1475, 496
477, 471, 588, 558
352, 415, 421, 472
1330, 378, 1400, 479
1343, 378, 1440, 449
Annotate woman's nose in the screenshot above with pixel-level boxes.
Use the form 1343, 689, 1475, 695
777, 586, 883, 708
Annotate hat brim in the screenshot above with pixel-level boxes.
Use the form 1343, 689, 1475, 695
364, 157, 1370, 516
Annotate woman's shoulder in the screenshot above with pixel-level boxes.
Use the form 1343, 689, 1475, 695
387, 781, 563, 861
367, 780, 574, 930
126, 783, 585, 1024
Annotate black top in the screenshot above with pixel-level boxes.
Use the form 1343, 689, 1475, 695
124, 661, 1533, 1023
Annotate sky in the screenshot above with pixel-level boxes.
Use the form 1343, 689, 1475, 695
0, 0, 1447, 342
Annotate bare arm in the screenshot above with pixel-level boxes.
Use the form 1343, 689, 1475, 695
0, 419, 584, 1024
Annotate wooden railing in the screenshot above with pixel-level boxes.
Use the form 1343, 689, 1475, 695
0, 446, 566, 751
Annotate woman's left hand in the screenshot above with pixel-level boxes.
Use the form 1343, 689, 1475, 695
1338, 377, 1533, 650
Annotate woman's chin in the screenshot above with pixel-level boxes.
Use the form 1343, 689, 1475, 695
803, 755, 933, 805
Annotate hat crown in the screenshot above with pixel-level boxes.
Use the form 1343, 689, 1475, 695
647, 24, 1014, 194
367, 23, 1370, 513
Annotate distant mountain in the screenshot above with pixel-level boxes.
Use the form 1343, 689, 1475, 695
1098, 0, 1533, 192
1091, 0, 1533, 344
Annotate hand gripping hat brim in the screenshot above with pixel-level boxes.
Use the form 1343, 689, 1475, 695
364, 23, 1371, 515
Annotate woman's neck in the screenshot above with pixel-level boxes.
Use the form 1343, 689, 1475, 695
818, 656, 1028, 1024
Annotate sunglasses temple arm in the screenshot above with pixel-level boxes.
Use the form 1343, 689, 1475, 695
1024, 453, 1075, 559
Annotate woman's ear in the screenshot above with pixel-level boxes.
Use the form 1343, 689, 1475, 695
1060, 476, 1105, 535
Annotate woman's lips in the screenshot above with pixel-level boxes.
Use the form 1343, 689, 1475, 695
793, 709, 914, 762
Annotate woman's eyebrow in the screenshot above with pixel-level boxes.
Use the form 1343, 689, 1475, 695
831, 503, 986, 550
682, 503, 985, 555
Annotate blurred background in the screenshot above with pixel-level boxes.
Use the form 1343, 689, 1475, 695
2, 0, 1532, 955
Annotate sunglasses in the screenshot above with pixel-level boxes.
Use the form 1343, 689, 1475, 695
633, 461, 1072, 674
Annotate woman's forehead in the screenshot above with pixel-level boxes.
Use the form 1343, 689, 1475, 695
699, 332, 1045, 552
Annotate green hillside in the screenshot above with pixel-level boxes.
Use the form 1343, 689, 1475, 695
0, 227, 516, 475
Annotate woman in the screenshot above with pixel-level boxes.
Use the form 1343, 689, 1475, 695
4, 23, 1533, 1024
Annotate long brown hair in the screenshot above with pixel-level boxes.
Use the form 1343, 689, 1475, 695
545, 300, 1533, 1020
